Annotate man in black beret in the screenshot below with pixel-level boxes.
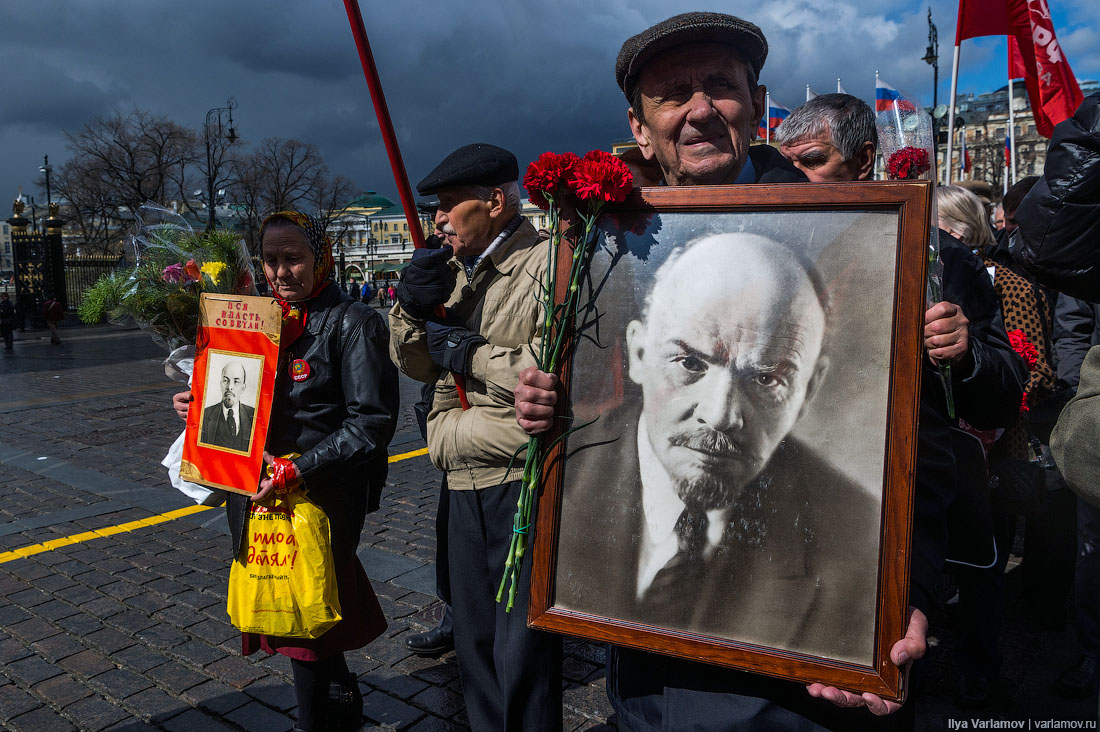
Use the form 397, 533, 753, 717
515, 11, 939, 732
388, 143, 562, 732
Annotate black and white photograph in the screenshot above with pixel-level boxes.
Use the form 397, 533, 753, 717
196, 350, 264, 454
553, 208, 903, 666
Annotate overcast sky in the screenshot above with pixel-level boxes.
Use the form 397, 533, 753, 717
3, 0, 1097, 209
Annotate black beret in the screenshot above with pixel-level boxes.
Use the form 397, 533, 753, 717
416, 143, 519, 195
615, 12, 768, 101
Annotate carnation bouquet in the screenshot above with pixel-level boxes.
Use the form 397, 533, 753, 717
875, 87, 955, 417
497, 150, 633, 610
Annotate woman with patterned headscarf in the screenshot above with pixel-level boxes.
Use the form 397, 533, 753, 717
173, 211, 399, 731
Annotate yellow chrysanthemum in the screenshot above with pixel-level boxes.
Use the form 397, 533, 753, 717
201, 261, 227, 284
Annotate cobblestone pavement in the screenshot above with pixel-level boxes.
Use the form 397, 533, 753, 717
0, 323, 1094, 730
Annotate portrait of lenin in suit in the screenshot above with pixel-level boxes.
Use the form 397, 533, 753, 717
200, 360, 256, 453
554, 232, 881, 665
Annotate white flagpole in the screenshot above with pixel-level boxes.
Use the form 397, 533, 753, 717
765, 91, 771, 144
1007, 76, 1018, 185
945, 44, 961, 185
806, 84, 811, 102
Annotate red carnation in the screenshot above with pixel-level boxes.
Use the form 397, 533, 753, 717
569, 150, 634, 204
1007, 329, 1039, 371
524, 152, 580, 211
886, 146, 931, 181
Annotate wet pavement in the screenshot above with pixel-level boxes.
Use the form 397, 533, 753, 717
0, 322, 1094, 730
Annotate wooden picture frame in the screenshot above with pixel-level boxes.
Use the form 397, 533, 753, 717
528, 181, 932, 702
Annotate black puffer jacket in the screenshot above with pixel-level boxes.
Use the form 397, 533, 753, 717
1012, 92, 1100, 300
226, 284, 399, 562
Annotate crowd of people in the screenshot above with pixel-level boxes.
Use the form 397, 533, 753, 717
163, 10, 1100, 732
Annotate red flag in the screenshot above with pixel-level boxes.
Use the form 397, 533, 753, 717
955, 0, 1083, 138
955, 0, 1028, 44
1008, 8, 1084, 136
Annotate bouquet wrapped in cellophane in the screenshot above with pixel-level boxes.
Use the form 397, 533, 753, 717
79, 203, 259, 506
874, 81, 955, 417
79, 203, 257, 360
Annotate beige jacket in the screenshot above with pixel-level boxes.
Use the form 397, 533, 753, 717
389, 219, 549, 490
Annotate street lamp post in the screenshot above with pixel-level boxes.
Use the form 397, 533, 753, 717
923, 8, 940, 161
203, 98, 238, 232
39, 155, 52, 208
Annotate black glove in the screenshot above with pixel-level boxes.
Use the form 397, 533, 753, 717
395, 244, 455, 318
426, 320, 486, 376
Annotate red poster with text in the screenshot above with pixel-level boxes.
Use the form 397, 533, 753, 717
180, 294, 282, 496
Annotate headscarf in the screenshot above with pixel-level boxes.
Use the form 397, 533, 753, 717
260, 211, 335, 349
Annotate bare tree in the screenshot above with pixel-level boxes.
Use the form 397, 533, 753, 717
307, 172, 356, 232
65, 109, 197, 217
252, 137, 325, 214
229, 139, 355, 253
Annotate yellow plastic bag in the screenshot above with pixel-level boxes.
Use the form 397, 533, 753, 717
227, 491, 342, 638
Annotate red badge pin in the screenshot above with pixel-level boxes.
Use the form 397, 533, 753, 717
290, 359, 310, 382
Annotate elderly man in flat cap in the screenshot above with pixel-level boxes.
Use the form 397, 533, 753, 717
389, 143, 562, 732
514, 12, 958, 731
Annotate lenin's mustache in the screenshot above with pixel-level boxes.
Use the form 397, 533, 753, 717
668, 430, 743, 456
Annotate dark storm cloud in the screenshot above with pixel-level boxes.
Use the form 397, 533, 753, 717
0, 54, 115, 132
1, 0, 1097, 205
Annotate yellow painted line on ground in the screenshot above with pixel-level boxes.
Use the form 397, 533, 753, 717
389, 446, 429, 462
0, 505, 214, 564
0, 445, 431, 564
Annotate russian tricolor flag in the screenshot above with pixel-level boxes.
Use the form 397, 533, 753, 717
875, 78, 918, 113
757, 99, 791, 138
1004, 135, 1012, 168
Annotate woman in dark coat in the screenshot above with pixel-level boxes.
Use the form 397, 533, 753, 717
174, 211, 398, 731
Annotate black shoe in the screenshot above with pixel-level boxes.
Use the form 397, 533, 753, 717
327, 673, 363, 731
1055, 655, 1097, 698
954, 675, 995, 708
405, 624, 455, 657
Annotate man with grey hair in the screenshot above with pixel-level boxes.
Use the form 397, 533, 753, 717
775, 93, 877, 182
516, 10, 1025, 731
389, 142, 562, 732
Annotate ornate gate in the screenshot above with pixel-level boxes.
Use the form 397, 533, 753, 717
8, 200, 65, 327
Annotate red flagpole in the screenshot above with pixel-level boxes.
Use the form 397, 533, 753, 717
342, 0, 426, 250
342, 0, 471, 409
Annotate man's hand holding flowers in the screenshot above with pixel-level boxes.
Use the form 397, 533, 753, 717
924, 301, 970, 365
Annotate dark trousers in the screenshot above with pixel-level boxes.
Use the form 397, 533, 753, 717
608, 646, 916, 732
2, 327, 12, 350
448, 480, 562, 732
435, 477, 452, 635
1077, 498, 1100, 659
955, 478, 1077, 679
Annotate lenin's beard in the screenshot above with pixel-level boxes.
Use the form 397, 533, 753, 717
222, 389, 237, 408
666, 430, 762, 510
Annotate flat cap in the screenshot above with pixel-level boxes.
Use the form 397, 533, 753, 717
416, 143, 519, 195
615, 12, 768, 100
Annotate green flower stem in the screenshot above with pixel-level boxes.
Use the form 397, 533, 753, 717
497, 196, 607, 611
927, 246, 956, 419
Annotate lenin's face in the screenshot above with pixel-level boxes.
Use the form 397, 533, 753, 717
627, 234, 827, 509
628, 44, 766, 187
221, 362, 246, 409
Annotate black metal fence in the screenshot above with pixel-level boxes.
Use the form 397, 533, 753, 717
65, 255, 122, 311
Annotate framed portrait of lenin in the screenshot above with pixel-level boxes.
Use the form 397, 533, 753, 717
528, 181, 932, 702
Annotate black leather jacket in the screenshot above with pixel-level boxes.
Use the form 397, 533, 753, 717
226, 284, 399, 561
1012, 92, 1100, 300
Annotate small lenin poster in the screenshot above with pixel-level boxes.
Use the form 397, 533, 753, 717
180, 294, 281, 496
